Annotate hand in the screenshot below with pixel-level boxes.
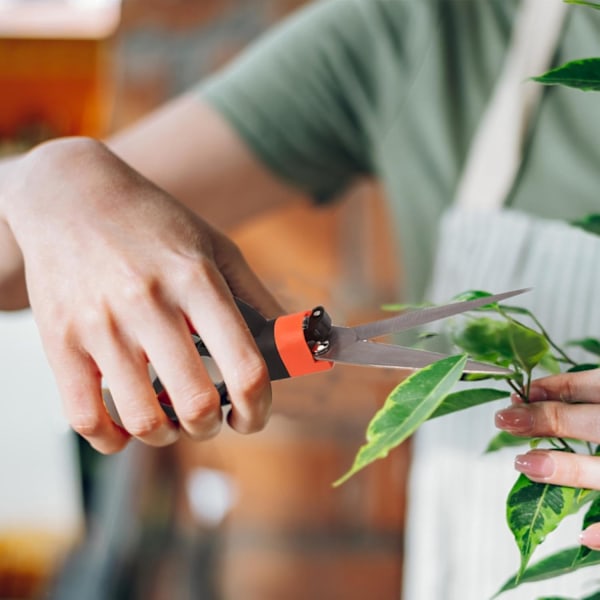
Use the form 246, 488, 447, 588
495, 368, 600, 550
0, 137, 281, 453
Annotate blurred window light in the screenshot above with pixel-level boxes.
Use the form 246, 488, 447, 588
186, 468, 238, 527
0, 0, 121, 39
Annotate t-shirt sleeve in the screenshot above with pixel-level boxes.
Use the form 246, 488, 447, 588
199, 0, 383, 203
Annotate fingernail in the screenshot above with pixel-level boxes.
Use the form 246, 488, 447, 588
580, 525, 600, 549
495, 406, 533, 433
514, 452, 555, 480
527, 386, 548, 403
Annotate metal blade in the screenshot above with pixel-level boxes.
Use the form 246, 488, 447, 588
318, 339, 510, 375
350, 288, 529, 341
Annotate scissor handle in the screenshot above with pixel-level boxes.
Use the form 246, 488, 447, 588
154, 299, 334, 417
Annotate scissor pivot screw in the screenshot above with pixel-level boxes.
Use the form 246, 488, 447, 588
312, 340, 330, 356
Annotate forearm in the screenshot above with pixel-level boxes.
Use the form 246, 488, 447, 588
0, 155, 28, 309
107, 93, 304, 230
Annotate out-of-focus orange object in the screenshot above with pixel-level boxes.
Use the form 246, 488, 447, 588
0, 0, 121, 145
0, 5, 120, 597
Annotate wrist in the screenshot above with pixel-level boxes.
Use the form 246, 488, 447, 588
0, 137, 106, 228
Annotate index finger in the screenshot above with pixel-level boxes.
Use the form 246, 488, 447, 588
529, 368, 600, 404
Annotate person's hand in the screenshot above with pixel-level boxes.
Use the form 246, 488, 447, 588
495, 368, 600, 550
0, 137, 281, 453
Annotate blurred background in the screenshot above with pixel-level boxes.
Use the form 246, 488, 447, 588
0, 0, 410, 598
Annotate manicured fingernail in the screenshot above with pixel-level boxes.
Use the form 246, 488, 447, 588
527, 386, 548, 403
495, 406, 533, 433
514, 452, 555, 480
580, 526, 600, 549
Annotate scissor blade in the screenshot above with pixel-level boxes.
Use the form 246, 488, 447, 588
350, 288, 529, 341
318, 339, 511, 375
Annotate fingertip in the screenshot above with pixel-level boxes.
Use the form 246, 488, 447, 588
514, 451, 555, 481
580, 524, 600, 550
494, 405, 533, 434
228, 386, 272, 434
85, 427, 131, 455
509, 392, 524, 405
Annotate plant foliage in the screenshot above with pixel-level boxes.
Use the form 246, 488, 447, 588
337, 2, 600, 596
334, 354, 467, 485
337, 282, 600, 595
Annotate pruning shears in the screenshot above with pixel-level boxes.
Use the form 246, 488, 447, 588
151, 288, 526, 419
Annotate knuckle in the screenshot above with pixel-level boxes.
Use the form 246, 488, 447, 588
561, 376, 579, 403
79, 304, 115, 336
43, 325, 77, 356
71, 412, 105, 438
176, 255, 219, 291
123, 412, 165, 438
230, 355, 270, 401
176, 387, 221, 424
120, 271, 162, 306
541, 402, 565, 437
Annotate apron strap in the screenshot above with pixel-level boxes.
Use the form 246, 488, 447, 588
454, 0, 568, 211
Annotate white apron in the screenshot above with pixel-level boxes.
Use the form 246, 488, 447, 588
402, 2, 600, 599
403, 210, 600, 600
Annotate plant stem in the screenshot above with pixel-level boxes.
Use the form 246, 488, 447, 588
508, 378, 526, 401
524, 310, 578, 367
556, 437, 576, 453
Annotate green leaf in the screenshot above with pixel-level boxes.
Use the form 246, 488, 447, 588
508, 320, 550, 372
544, 593, 600, 600
506, 475, 598, 579
451, 289, 498, 307
452, 317, 515, 365
565, 0, 600, 10
496, 546, 600, 594
582, 495, 600, 530
576, 496, 600, 561
380, 301, 432, 311
502, 305, 535, 316
428, 387, 509, 419
567, 337, 600, 357
538, 352, 562, 375
568, 363, 600, 373
536, 592, 600, 600
533, 58, 600, 92
571, 214, 600, 236
485, 431, 532, 453
452, 310, 549, 374
333, 354, 467, 486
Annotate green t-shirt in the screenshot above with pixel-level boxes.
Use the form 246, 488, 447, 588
201, 0, 600, 301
